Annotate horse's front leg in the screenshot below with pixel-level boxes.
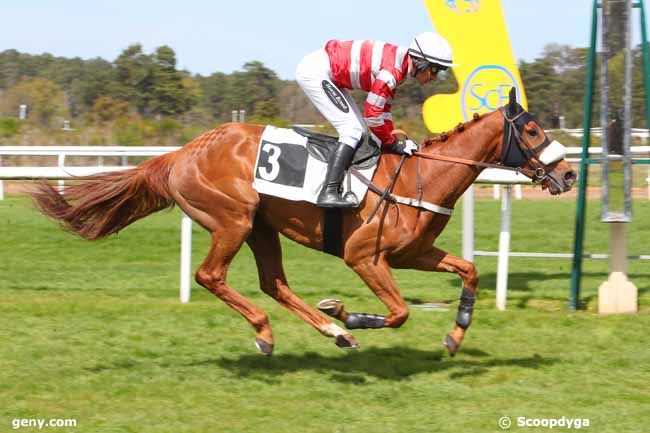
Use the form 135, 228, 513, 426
408, 246, 478, 356
318, 255, 410, 332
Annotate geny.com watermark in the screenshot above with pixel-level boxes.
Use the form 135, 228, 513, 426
499, 416, 590, 429
12, 419, 77, 430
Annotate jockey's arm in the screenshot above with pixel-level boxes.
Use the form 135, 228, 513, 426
364, 69, 398, 147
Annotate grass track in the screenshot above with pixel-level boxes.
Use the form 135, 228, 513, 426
1, 196, 649, 433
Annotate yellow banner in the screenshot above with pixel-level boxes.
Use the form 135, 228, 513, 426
421, 0, 527, 133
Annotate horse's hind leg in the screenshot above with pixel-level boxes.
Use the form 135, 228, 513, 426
195, 227, 275, 355
246, 220, 359, 349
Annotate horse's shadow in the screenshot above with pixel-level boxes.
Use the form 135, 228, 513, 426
189, 346, 557, 383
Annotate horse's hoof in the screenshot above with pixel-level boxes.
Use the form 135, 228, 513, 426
443, 333, 459, 357
255, 338, 274, 356
335, 334, 360, 349
317, 298, 343, 317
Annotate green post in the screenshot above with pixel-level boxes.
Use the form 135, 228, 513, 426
569, 0, 599, 310
640, 1, 650, 130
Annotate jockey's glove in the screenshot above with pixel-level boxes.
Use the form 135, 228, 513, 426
388, 139, 418, 156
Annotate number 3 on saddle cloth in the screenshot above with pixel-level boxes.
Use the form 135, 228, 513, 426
252, 126, 380, 206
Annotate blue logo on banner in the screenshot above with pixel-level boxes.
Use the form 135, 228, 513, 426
461, 65, 520, 121
446, 0, 481, 13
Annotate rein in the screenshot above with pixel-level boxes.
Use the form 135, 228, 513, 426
358, 107, 558, 223
411, 151, 544, 180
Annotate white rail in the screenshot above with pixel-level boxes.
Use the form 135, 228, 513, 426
0, 146, 192, 304
1, 145, 649, 307
548, 127, 650, 138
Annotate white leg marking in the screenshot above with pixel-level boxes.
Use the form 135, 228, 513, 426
321, 323, 347, 337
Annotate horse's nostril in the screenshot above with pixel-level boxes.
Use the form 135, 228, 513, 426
565, 170, 577, 182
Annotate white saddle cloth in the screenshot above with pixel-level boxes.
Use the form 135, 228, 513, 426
252, 126, 378, 205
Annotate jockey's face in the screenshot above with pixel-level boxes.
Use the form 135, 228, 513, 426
415, 67, 437, 85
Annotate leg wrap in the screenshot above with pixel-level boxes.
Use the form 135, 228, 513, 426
344, 313, 386, 329
455, 288, 476, 330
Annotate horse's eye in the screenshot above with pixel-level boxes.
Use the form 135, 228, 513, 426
527, 128, 538, 137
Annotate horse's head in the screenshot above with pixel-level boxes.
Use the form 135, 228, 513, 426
499, 87, 577, 195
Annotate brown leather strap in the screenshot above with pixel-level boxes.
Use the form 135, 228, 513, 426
412, 151, 539, 179
365, 155, 406, 224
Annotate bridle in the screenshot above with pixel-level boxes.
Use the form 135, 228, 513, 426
500, 106, 549, 182
499, 106, 565, 190
412, 107, 561, 187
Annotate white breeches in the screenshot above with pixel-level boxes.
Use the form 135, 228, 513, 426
295, 49, 366, 149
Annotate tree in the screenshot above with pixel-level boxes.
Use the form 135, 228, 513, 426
149, 46, 195, 116
519, 58, 559, 126
276, 81, 323, 124
114, 44, 153, 114
231, 61, 281, 114
66, 58, 116, 117
198, 72, 232, 120
253, 100, 280, 118
88, 96, 131, 125
2, 77, 68, 127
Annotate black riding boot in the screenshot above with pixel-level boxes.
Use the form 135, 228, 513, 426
317, 142, 358, 208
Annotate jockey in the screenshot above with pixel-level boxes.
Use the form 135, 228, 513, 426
296, 32, 456, 208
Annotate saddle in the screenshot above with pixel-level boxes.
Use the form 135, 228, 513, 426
292, 127, 380, 170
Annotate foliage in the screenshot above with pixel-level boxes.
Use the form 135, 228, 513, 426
157, 117, 182, 137
520, 43, 649, 129
247, 115, 292, 128
88, 96, 131, 125
253, 100, 280, 119
198, 61, 284, 122
113, 116, 145, 146
1, 77, 68, 127
0, 197, 649, 432
0, 116, 19, 137
249, 100, 292, 127
149, 46, 195, 116
1, 40, 649, 144
113, 44, 154, 114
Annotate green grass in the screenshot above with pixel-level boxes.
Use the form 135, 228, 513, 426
1, 196, 649, 433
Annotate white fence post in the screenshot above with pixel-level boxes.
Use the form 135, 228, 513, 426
462, 185, 474, 262
180, 212, 192, 303
496, 185, 512, 311
57, 153, 66, 192
0, 155, 4, 200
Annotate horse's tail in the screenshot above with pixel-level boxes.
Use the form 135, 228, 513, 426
31, 152, 177, 240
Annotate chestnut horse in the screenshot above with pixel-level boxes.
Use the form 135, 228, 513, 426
32, 91, 576, 357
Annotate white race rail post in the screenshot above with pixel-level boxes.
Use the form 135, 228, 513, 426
496, 185, 512, 311
598, 222, 638, 313
180, 212, 192, 303
462, 185, 474, 261
57, 153, 65, 192
0, 155, 4, 200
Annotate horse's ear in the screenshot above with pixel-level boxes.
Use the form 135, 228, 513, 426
508, 87, 518, 116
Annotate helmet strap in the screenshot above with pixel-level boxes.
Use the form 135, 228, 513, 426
414, 37, 427, 60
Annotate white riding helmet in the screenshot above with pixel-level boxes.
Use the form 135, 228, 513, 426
408, 32, 457, 68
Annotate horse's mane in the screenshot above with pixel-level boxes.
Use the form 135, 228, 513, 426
421, 112, 488, 148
